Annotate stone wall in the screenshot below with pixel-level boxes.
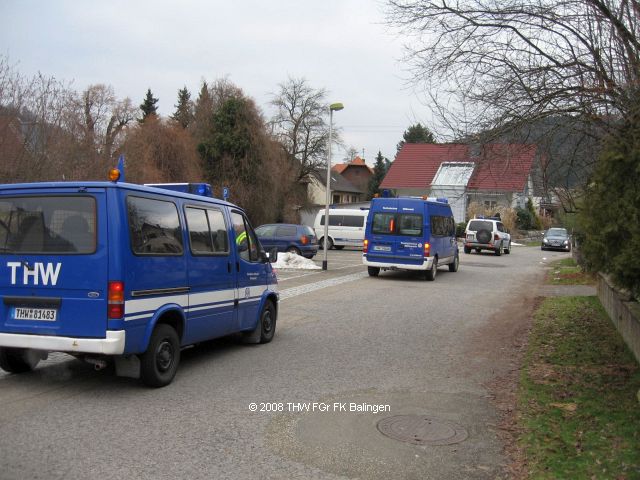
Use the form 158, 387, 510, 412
598, 273, 640, 364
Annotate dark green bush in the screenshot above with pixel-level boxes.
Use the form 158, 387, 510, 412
456, 222, 467, 238
579, 114, 640, 300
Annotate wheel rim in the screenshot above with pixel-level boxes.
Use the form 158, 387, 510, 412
262, 309, 273, 334
155, 339, 174, 373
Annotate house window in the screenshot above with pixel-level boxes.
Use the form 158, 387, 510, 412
484, 200, 497, 210
333, 194, 341, 204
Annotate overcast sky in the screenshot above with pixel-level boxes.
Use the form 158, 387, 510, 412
0, 0, 434, 165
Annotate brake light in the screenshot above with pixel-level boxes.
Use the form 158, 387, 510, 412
390, 218, 395, 233
424, 242, 431, 257
108, 281, 124, 319
363, 239, 369, 253
300, 235, 309, 245
494, 233, 500, 240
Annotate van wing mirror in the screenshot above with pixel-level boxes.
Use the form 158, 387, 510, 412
266, 247, 278, 263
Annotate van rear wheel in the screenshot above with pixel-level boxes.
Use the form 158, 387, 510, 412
425, 257, 437, 281
368, 266, 380, 277
141, 324, 180, 388
0, 347, 39, 373
318, 237, 333, 250
448, 254, 459, 272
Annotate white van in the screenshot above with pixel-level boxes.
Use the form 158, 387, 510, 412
313, 208, 368, 250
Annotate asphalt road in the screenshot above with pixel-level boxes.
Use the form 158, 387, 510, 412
0, 245, 572, 479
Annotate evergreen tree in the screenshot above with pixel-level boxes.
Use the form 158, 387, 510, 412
171, 86, 193, 129
367, 151, 388, 199
139, 88, 159, 123
396, 123, 436, 153
579, 111, 640, 299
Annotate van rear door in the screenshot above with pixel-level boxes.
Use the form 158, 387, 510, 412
0, 189, 108, 338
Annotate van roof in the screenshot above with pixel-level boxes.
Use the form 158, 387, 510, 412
0, 181, 238, 209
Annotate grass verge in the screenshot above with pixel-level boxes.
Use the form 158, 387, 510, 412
519, 296, 640, 479
546, 258, 596, 285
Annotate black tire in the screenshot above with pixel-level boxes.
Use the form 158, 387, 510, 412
334, 245, 344, 250
448, 254, 459, 272
286, 246, 301, 255
141, 324, 180, 388
318, 237, 334, 250
476, 229, 492, 244
463, 246, 471, 254
368, 266, 380, 277
495, 242, 503, 256
0, 347, 39, 373
425, 257, 437, 281
258, 300, 277, 344
504, 242, 511, 254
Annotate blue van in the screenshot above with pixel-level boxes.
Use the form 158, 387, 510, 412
362, 197, 459, 280
0, 176, 279, 387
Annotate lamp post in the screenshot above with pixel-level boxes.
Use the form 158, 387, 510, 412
322, 102, 344, 270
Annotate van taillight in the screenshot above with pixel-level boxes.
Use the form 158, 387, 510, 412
423, 243, 431, 257
363, 239, 369, 253
300, 235, 309, 245
108, 281, 124, 319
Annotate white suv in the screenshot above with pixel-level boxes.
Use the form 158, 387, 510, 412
464, 218, 511, 256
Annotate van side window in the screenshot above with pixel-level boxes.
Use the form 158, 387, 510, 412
127, 196, 183, 255
342, 215, 364, 227
231, 211, 259, 262
185, 207, 229, 255
430, 215, 451, 236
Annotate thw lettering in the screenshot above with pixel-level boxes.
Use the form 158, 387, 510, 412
7, 262, 62, 286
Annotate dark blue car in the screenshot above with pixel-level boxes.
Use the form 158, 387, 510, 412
255, 224, 318, 259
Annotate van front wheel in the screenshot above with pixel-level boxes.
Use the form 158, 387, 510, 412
318, 237, 333, 250
259, 301, 277, 344
141, 324, 180, 388
0, 347, 39, 373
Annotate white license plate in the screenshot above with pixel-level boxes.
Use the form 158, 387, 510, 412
13, 307, 57, 321
374, 246, 391, 252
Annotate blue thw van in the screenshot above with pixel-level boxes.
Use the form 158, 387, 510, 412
0, 176, 279, 387
362, 196, 459, 280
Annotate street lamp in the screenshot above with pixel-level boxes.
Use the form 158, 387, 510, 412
322, 102, 344, 270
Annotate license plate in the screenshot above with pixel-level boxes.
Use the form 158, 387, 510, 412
13, 307, 57, 321
374, 246, 391, 252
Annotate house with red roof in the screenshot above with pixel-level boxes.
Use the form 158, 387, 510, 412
331, 156, 373, 193
380, 143, 538, 222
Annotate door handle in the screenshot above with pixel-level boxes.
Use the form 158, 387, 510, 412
236, 261, 240, 272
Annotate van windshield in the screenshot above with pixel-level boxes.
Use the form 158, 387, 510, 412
0, 196, 96, 254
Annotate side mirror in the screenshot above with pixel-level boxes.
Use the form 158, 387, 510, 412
266, 247, 278, 263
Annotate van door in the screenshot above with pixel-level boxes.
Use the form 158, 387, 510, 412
230, 211, 267, 331
366, 200, 399, 260
0, 190, 108, 338
395, 209, 425, 264
184, 206, 235, 343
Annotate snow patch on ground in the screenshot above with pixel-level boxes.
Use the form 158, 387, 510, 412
272, 252, 321, 270
511, 242, 524, 246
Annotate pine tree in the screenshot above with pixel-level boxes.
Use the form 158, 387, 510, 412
139, 88, 159, 123
171, 86, 193, 129
396, 123, 436, 153
367, 151, 388, 199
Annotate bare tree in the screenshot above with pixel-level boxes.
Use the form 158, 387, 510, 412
269, 77, 336, 181
385, 0, 639, 210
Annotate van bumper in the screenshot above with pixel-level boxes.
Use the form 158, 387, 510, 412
0, 330, 125, 355
363, 257, 434, 271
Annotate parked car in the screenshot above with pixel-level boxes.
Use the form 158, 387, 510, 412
541, 227, 571, 251
255, 224, 318, 258
464, 217, 511, 255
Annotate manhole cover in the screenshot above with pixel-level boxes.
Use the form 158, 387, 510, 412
377, 415, 468, 446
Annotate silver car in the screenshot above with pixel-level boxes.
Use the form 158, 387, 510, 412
541, 228, 571, 251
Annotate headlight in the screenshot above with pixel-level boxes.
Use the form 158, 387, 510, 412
543, 238, 549, 243
564, 240, 569, 245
